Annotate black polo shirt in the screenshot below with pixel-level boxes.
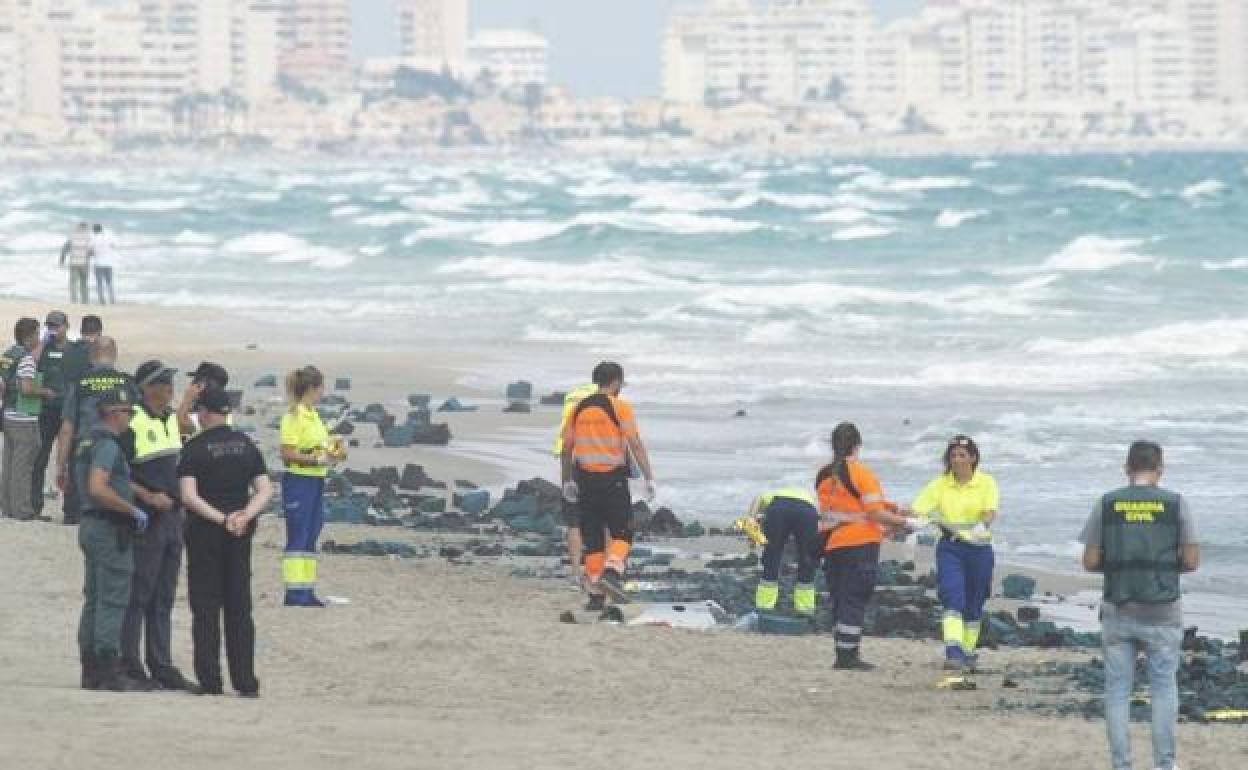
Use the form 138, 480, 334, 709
176, 425, 267, 516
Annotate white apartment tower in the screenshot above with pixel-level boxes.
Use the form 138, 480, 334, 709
468, 29, 549, 90
397, 0, 468, 73
278, 0, 352, 88
663, 0, 873, 105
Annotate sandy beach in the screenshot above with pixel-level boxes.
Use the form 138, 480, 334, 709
0, 297, 1246, 769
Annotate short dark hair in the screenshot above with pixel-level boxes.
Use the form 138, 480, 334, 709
591, 361, 624, 388
81, 315, 102, 335
1126, 440, 1163, 474
93, 224, 103, 233
14, 317, 38, 345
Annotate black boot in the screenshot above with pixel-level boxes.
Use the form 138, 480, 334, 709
153, 667, 203, 695
80, 651, 100, 691
95, 651, 155, 692
833, 648, 877, 672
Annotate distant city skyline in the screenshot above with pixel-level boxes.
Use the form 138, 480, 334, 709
351, 0, 924, 97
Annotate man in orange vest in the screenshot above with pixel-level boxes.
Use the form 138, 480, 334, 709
560, 362, 655, 609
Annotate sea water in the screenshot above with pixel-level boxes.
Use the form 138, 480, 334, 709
1, 152, 1246, 612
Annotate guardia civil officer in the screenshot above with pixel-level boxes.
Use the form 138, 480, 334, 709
76, 389, 151, 692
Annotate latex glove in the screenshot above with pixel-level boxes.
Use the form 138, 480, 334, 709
968, 523, 991, 542
562, 481, 579, 504
131, 508, 150, 535
644, 480, 657, 503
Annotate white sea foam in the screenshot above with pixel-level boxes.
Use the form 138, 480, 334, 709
407, 211, 761, 246
1202, 257, 1248, 271
355, 211, 414, 228
223, 232, 306, 255
359, 245, 387, 256
971, 159, 998, 170
810, 207, 874, 224
245, 191, 282, 203
1042, 235, 1153, 271
399, 187, 492, 212
0, 211, 46, 227
830, 224, 893, 241
1180, 178, 1226, 200
5, 231, 65, 251
68, 198, 189, 212
436, 255, 695, 293
331, 205, 364, 219
326, 193, 351, 204
1028, 319, 1248, 359
267, 246, 355, 270
935, 209, 988, 228
843, 172, 973, 194
1063, 176, 1152, 198
171, 229, 216, 246
828, 193, 910, 212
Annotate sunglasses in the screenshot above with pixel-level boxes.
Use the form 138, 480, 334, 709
948, 437, 973, 447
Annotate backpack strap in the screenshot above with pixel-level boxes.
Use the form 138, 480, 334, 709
572, 392, 622, 431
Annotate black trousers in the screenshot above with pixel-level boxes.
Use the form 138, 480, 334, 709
576, 470, 632, 555
760, 497, 820, 583
186, 518, 257, 694
824, 543, 880, 655
32, 406, 61, 516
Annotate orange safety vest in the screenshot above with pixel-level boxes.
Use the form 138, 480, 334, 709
817, 459, 893, 551
565, 393, 636, 474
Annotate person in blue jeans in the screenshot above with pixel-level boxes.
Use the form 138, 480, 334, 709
278, 366, 342, 607
1081, 440, 1200, 770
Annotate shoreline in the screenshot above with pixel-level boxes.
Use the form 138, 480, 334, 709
1, 296, 1243, 639
0, 138, 1246, 169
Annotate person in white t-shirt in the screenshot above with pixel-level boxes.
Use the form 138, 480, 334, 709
92, 224, 118, 305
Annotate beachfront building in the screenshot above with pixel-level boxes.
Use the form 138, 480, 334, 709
467, 29, 549, 91
276, 0, 352, 91
662, 0, 874, 106
396, 0, 468, 75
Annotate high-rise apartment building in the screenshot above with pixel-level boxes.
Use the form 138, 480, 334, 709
277, 0, 351, 88
396, 0, 468, 72
663, 0, 872, 105
468, 29, 548, 90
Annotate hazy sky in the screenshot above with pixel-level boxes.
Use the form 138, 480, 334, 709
351, 0, 924, 97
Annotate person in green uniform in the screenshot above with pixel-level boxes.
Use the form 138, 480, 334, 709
76, 389, 152, 692
55, 335, 136, 525
57, 314, 103, 523
1, 317, 48, 521
33, 311, 71, 517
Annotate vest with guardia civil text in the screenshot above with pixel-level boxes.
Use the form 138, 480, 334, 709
1101, 485, 1182, 605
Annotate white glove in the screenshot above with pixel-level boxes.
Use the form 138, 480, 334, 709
968, 523, 991, 542
644, 480, 657, 503
562, 481, 579, 504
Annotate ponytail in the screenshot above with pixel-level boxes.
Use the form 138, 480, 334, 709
286, 365, 324, 411
816, 422, 863, 499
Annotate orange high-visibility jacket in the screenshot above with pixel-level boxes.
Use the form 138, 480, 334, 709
562, 394, 638, 474
817, 460, 892, 551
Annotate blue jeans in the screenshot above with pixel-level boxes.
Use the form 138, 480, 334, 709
1102, 610, 1182, 770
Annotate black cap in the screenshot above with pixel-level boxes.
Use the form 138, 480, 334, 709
135, 359, 177, 387
189, 361, 229, 388
195, 385, 232, 415
45, 311, 68, 327
97, 388, 135, 413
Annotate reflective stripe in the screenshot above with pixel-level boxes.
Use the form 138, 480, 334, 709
836, 624, 862, 636
575, 454, 626, 468
574, 437, 625, 450
835, 641, 859, 650
861, 493, 884, 504
942, 609, 963, 620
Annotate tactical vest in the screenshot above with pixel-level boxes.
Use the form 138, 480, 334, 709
1101, 485, 1182, 605
0, 344, 22, 413
72, 368, 135, 436
38, 343, 67, 403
